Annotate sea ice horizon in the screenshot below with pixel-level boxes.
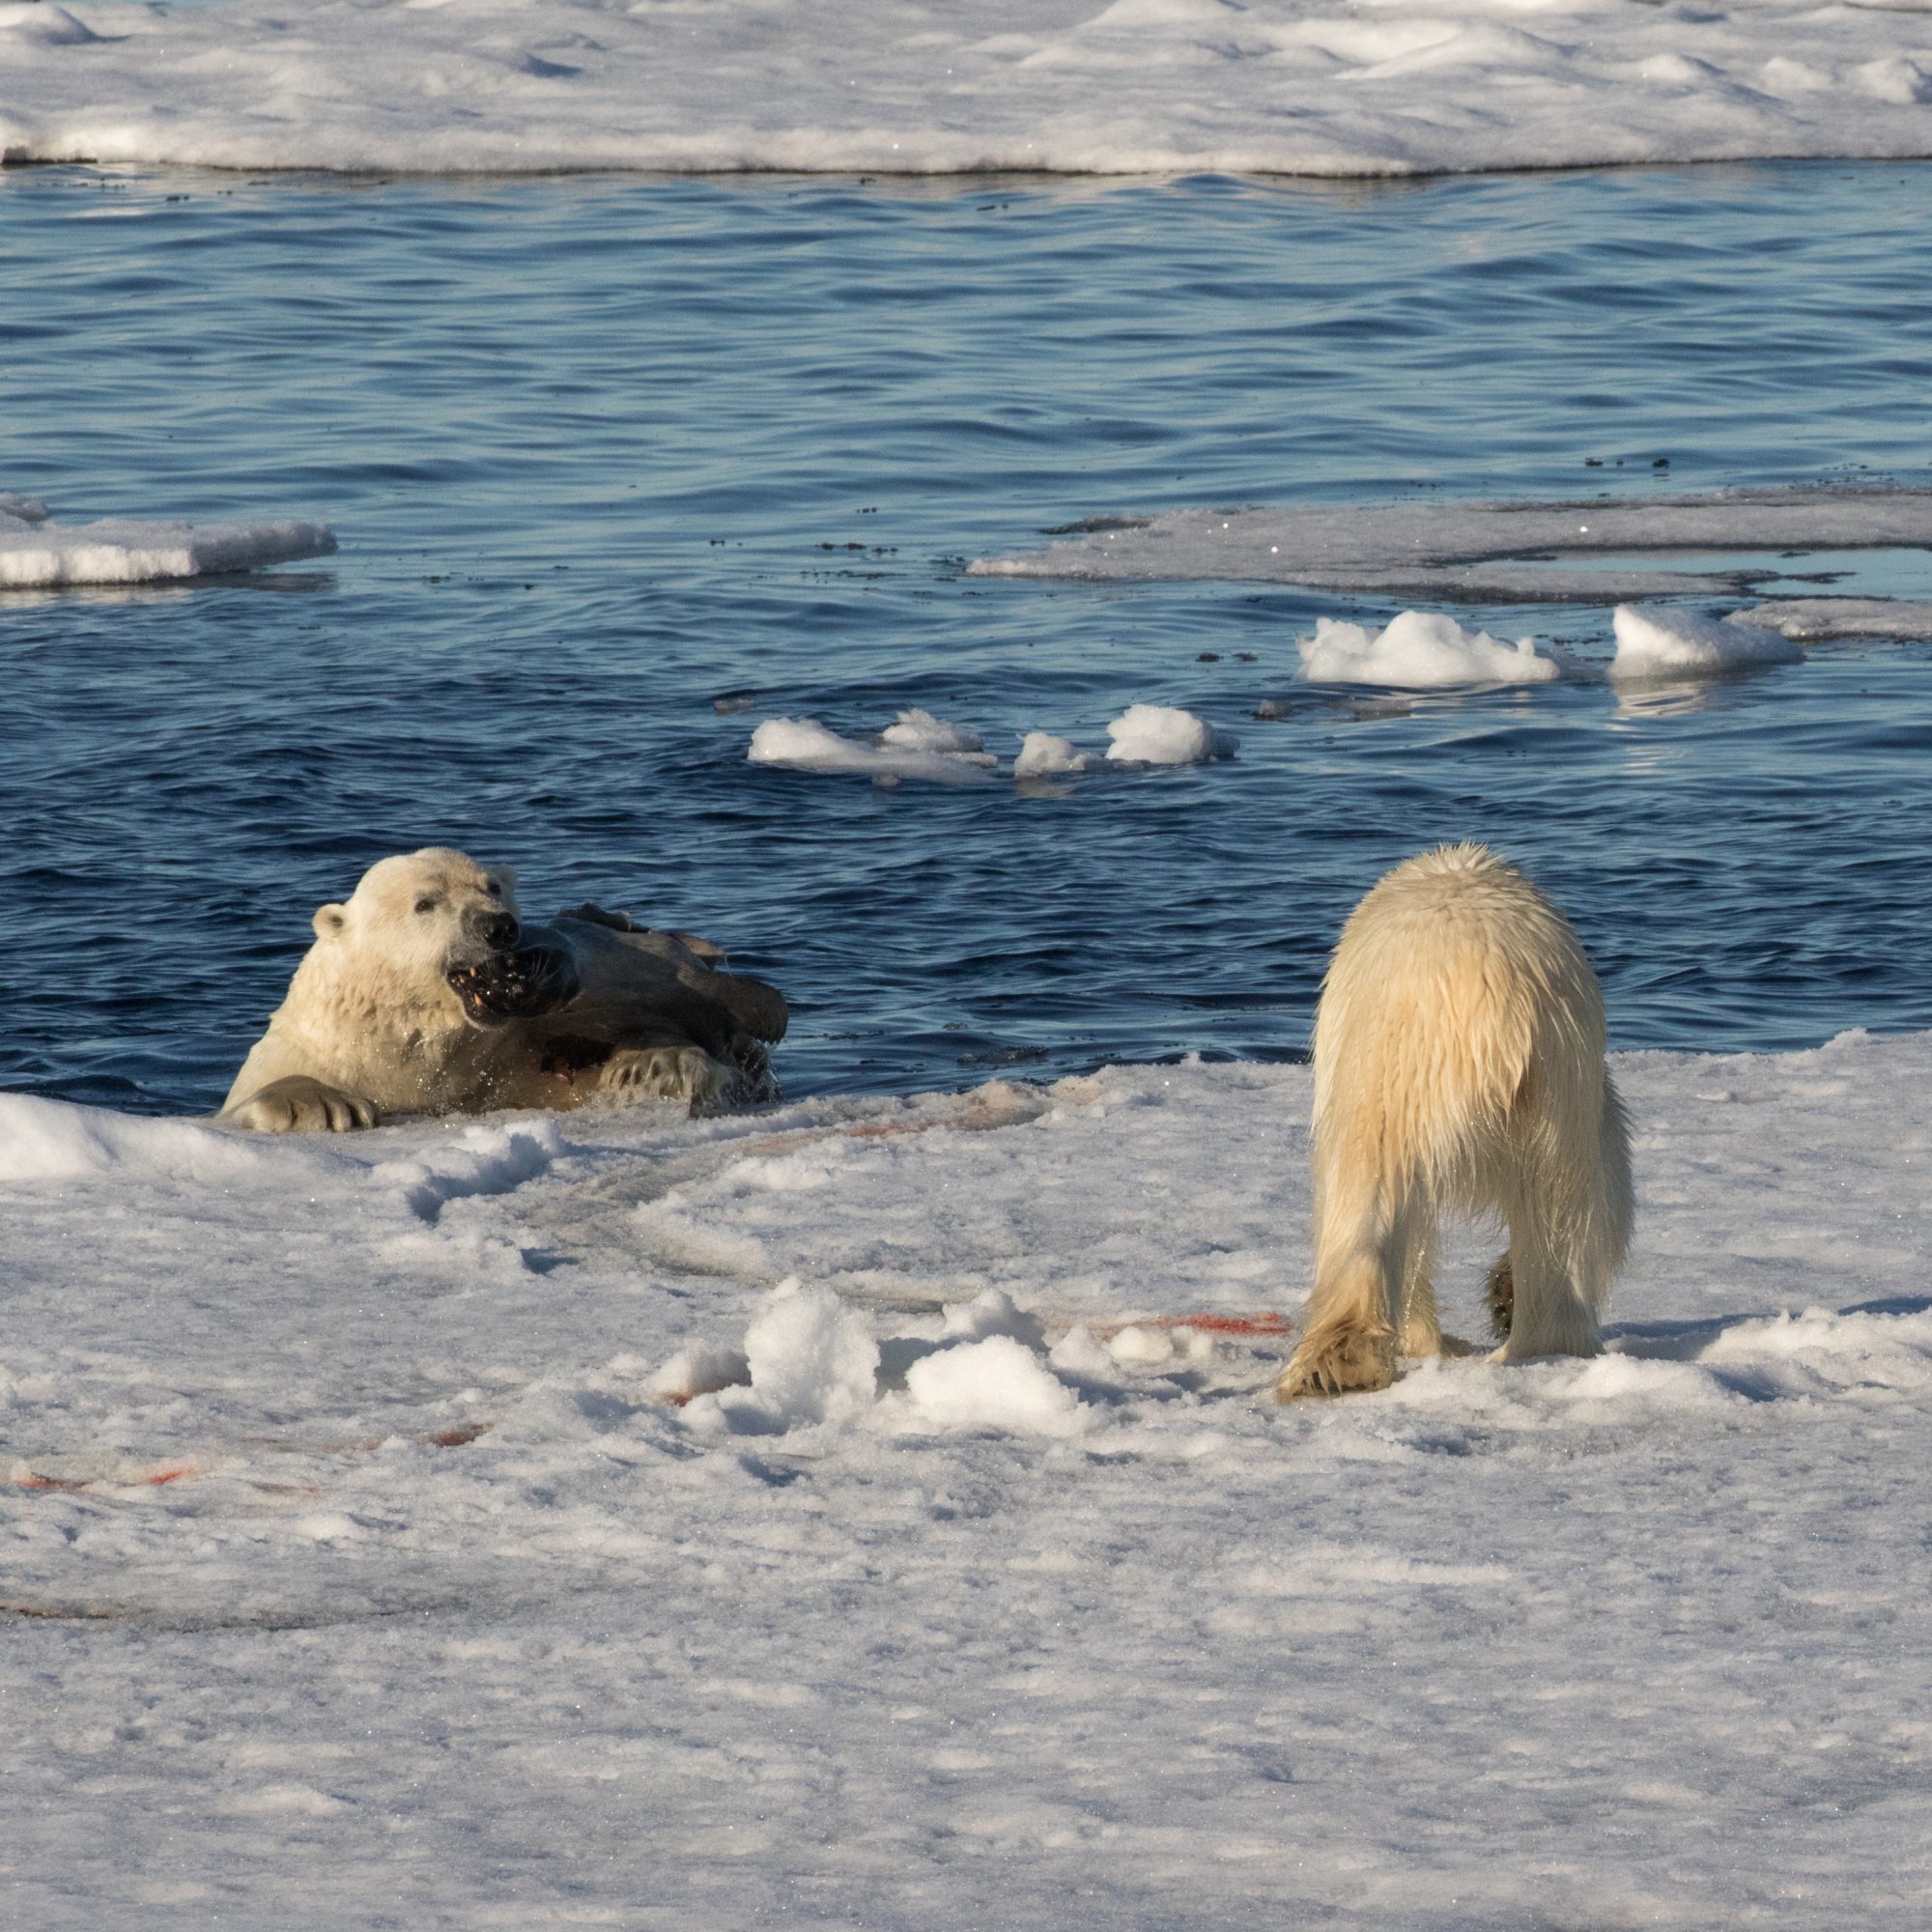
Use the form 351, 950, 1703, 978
4, 0, 1932, 178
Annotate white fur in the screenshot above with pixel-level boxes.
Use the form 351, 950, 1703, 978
1277, 843, 1634, 1400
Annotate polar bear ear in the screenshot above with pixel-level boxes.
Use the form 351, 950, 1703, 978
312, 901, 349, 940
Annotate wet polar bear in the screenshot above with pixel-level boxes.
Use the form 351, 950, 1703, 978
222, 848, 787, 1132
1276, 843, 1633, 1400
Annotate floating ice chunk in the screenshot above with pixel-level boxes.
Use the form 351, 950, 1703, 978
877, 708, 994, 761
747, 716, 997, 785
1104, 703, 1238, 765
737, 1279, 879, 1430
1296, 610, 1562, 688
904, 1335, 1090, 1436
1013, 731, 1099, 778
0, 497, 336, 589
1609, 605, 1804, 679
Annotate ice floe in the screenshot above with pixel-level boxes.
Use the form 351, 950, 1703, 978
1104, 703, 1238, 765
1732, 597, 1932, 641
10, 1034, 1932, 1916
6, 2, 1932, 177
1296, 611, 1563, 688
1610, 604, 1804, 679
971, 488, 1932, 603
0, 494, 336, 589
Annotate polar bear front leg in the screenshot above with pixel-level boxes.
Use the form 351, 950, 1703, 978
597, 1045, 734, 1111
223, 1074, 383, 1133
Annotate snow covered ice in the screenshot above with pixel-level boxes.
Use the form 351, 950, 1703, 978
1297, 610, 1562, 688
0, 493, 335, 589
8, 1035, 1932, 1922
7, 1, 1932, 178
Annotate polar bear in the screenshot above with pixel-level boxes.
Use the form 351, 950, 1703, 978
222, 848, 787, 1133
1276, 843, 1633, 1400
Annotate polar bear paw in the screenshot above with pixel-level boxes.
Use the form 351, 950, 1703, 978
598, 1044, 734, 1111
1274, 1318, 1397, 1401
224, 1075, 382, 1134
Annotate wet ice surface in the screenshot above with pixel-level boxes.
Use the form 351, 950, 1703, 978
8, 162, 1932, 1113
971, 487, 1932, 600
6, 1034, 1932, 1925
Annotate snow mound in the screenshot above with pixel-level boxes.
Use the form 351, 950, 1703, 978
669, 1282, 1092, 1435
650, 1342, 753, 1407
0, 496, 336, 589
370, 1122, 567, 1225
714, 1279, 882, 1432
0, 1092, 295, 1184
1610, 605, 1804, 679
1013, 731, 1099, 779
747, 715, 997, 785
1296, 611, 1562, 688
904, 1334, 1090, 1436
939, 1288, 1048, 1351
1104, 704, 1237, 765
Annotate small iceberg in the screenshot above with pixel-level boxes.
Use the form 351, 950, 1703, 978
1296, 611, 1562, 688
1609, 605, 1804, 679
0, 494, 337, 589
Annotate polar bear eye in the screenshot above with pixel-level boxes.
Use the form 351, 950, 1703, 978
414, 894, 440, 916
484, 879, 501, 897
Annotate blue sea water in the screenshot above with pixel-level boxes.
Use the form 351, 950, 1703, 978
3, 160, 1932, 1116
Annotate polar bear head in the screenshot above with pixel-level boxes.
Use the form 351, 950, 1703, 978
307, 847, 530, 1027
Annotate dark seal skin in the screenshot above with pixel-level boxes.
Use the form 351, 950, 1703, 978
447, 934, 582, 1028
461, 905, 787, 1105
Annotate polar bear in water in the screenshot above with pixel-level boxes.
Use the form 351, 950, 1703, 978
1276, 843, 1633, 1400
222, 847, 787, 1132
